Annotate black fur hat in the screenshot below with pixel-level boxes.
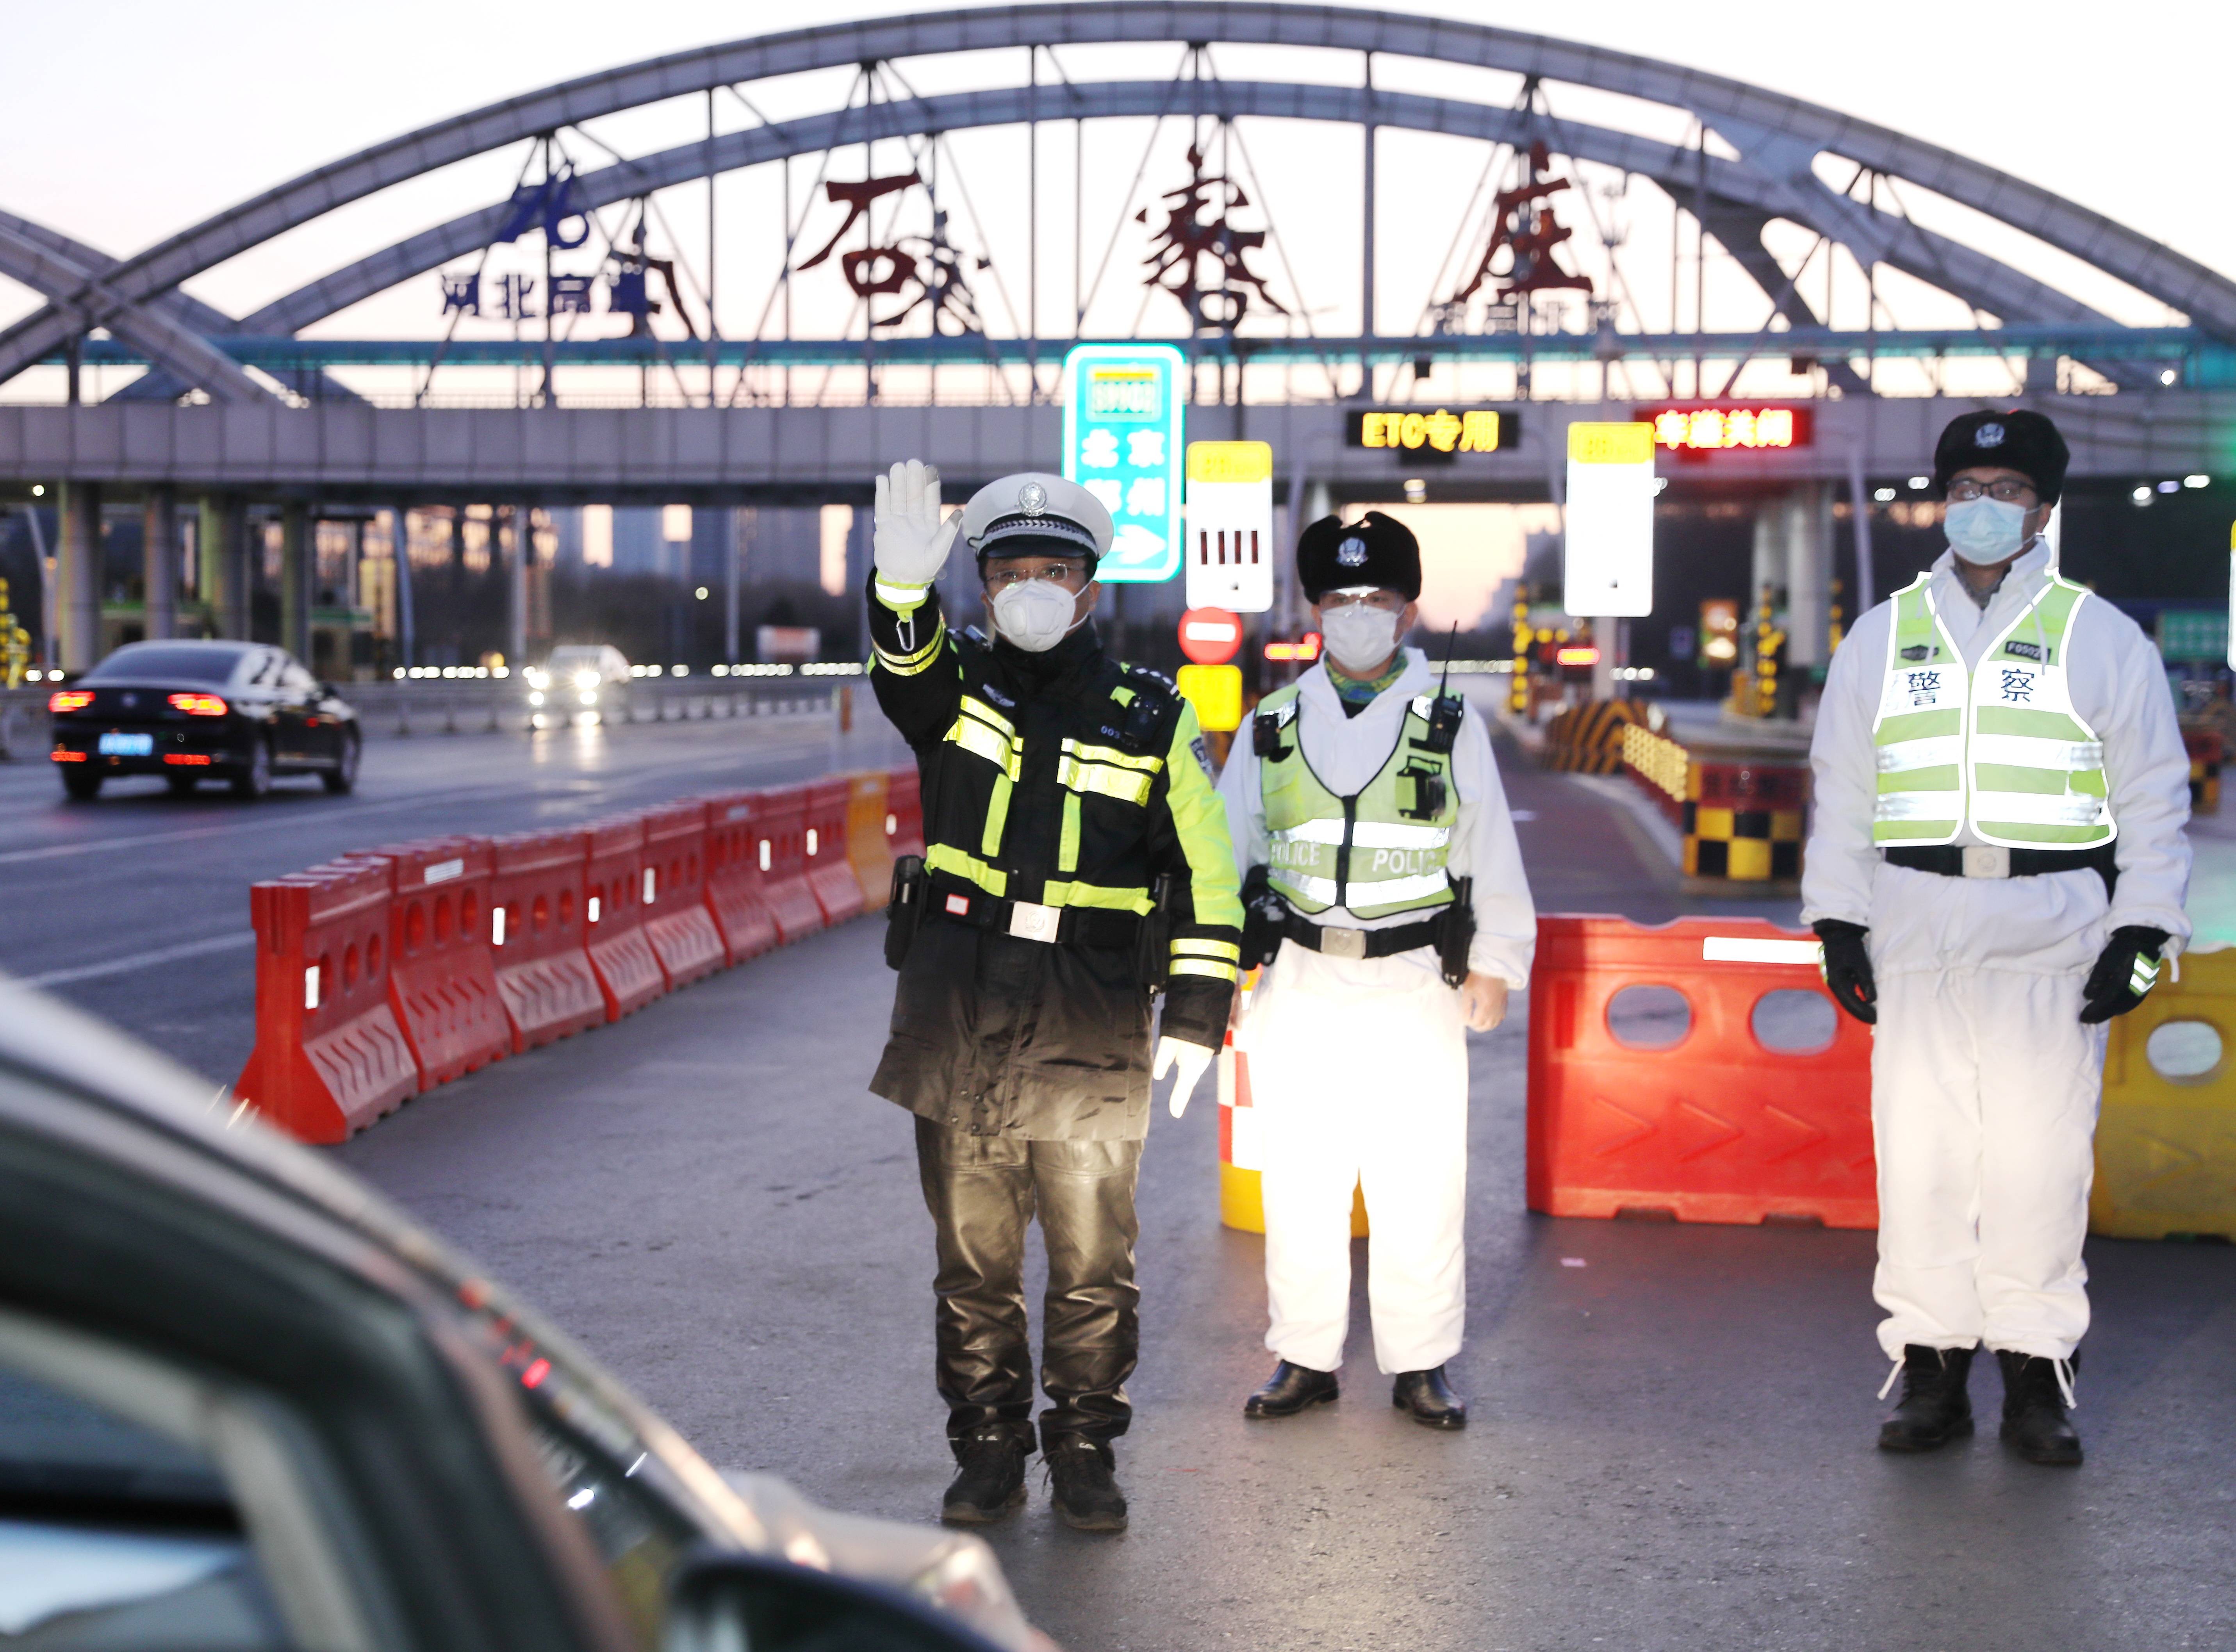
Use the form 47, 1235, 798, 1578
1933, 410, 2070, 504
1297, 511, 1422, 603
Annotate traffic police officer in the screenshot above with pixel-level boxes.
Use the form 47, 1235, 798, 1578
1216, 512, 1537, 1428
1803, 410, 2192, 1465
866, 460, 1243, 1530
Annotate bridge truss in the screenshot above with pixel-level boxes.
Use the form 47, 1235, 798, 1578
3, 3, 2232, 412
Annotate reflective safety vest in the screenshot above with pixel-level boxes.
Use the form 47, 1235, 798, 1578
1255, 685, 1459, 919
1871, 571, 2115, 849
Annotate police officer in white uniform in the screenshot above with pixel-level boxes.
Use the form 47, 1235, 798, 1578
1215, 513, 1536, 1428
1803, 410, 2191, 1465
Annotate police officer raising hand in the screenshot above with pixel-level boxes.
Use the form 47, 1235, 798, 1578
865, 461, 1243, 1535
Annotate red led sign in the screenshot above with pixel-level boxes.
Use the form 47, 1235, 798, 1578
1640, 406, 1813, 452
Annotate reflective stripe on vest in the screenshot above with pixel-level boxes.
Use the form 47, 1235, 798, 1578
1870, 572, 2115, 848
1258, 686, 1458, 918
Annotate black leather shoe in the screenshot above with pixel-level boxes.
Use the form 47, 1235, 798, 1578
1997, 1349, 2084, 1466
1878, 1345, 1975, 1452
940, 1423, 1032, 1525
1392, 1367, 1467, 1429
1244, 1360, 1339, 1419
1043, 1435, 1127, 1532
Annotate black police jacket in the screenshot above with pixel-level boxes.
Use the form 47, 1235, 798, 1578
865, 577, 1242, 1141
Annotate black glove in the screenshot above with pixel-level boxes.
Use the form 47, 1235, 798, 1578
1813, 919, 1877, 1025
2079, 926, 2170, 1024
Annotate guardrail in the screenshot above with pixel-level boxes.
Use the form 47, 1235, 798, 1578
0, 676, 849, 757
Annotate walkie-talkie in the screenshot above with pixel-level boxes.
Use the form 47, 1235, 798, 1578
1419, 621, 1465, 755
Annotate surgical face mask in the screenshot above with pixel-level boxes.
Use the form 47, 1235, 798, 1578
990, 577, 1082, 652
1319, 603, 1402, 674
1944, 495, 2030, 566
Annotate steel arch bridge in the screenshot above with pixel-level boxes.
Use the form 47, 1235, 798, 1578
2, 1, 2231, 413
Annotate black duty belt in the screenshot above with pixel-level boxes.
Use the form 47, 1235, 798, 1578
1281, 911, 1445, 961
1883, 841, 2118, 888
932, 884, 1144, 948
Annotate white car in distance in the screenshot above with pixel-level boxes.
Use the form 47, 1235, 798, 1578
525, 644, 633, 724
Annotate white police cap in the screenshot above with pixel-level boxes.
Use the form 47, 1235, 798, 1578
957, 472, 1114, 563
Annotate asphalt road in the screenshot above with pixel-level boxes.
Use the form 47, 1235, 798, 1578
9, 702, 2232, 1648
0, 704, 908, 1083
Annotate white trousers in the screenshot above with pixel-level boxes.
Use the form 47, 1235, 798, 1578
1868, 863, 2111, 1361
1242, 939, 1469, 1375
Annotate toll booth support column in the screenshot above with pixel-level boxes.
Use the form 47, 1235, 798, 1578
59, 479, 102, 671
507, 501, 529, 670
281, 501, 311, 664
143, 486, 178, 641
1784, 480, 1833, 675
389, 504, 416, 670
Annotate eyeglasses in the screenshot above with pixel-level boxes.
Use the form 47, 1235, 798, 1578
1318, 589, 1406, 612
1947, 479, 2037, 504
983, 561, 1087, 593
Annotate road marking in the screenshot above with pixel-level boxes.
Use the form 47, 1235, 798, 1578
24, 930, 255, 987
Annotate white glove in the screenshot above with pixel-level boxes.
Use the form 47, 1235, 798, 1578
872, 458, 959, 600
1154, 1035, 1216, 1119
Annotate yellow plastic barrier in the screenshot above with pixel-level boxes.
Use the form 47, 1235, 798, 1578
2092, 946, 2236, 1240
843, 770, 893, 912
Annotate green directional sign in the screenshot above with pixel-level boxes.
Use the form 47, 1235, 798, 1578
2158, 606, 2227, 663
1061, 342, 1185, 583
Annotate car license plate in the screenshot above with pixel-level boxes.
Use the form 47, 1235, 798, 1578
98, 732, 154, 757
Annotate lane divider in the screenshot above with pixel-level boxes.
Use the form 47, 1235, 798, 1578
234, 768, 915, 1142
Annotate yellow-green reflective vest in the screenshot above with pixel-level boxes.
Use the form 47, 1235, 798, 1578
1871, 571, 2114, 848
1257, 685, 1459, 918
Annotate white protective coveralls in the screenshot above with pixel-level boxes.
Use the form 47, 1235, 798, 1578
1802, 542, 2191, 1361
1216, 651, 1536, 1374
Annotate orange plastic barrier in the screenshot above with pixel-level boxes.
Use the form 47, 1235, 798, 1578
639, 799, 727, 990
1526, 914, 1876, 1228
844, 771, 893, 911
803, 776, 867, 925
487, 829, 604, 1051
235, 860, 418, 1143
583, 816, 667, 1019
703, 791, 779, 964
886, 765, 925, 859
754, 785, 826, 943
362, 836, 511, 1089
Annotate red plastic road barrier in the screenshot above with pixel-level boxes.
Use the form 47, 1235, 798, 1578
703, 792, 779, 964
639, 799, 727, 990
804, 775, 867, 925
886, 766, 925, 858
1526, 915, 1876, 1229
487, 829, 604, 1052
362, 836, 511, 1089
583, 816, 667, 1019
235, 860, 417, 1143
754, 785, 826, 943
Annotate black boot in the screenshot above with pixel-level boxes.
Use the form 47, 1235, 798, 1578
1392, 1367, 1467, 1429
1244, 1360, 1339, 1419
1997, 1349, 2084, 1466
1043, 1435, 1127, 1532
1877, 1345, 1974, 1452
940, 1422, 1032, 1525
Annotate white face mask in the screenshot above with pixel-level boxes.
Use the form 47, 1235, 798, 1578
990, 578, 1083, 652
1319, 604, 1402, 674
1944, 496, 2031, 566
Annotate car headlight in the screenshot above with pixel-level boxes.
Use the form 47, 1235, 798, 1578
574, 670, 599, 690
528, 691, 545, 706
580, 690, 598, 706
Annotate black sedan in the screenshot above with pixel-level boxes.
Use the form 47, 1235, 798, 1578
48, 640, 362, 802
0, 975, 1043, 1652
